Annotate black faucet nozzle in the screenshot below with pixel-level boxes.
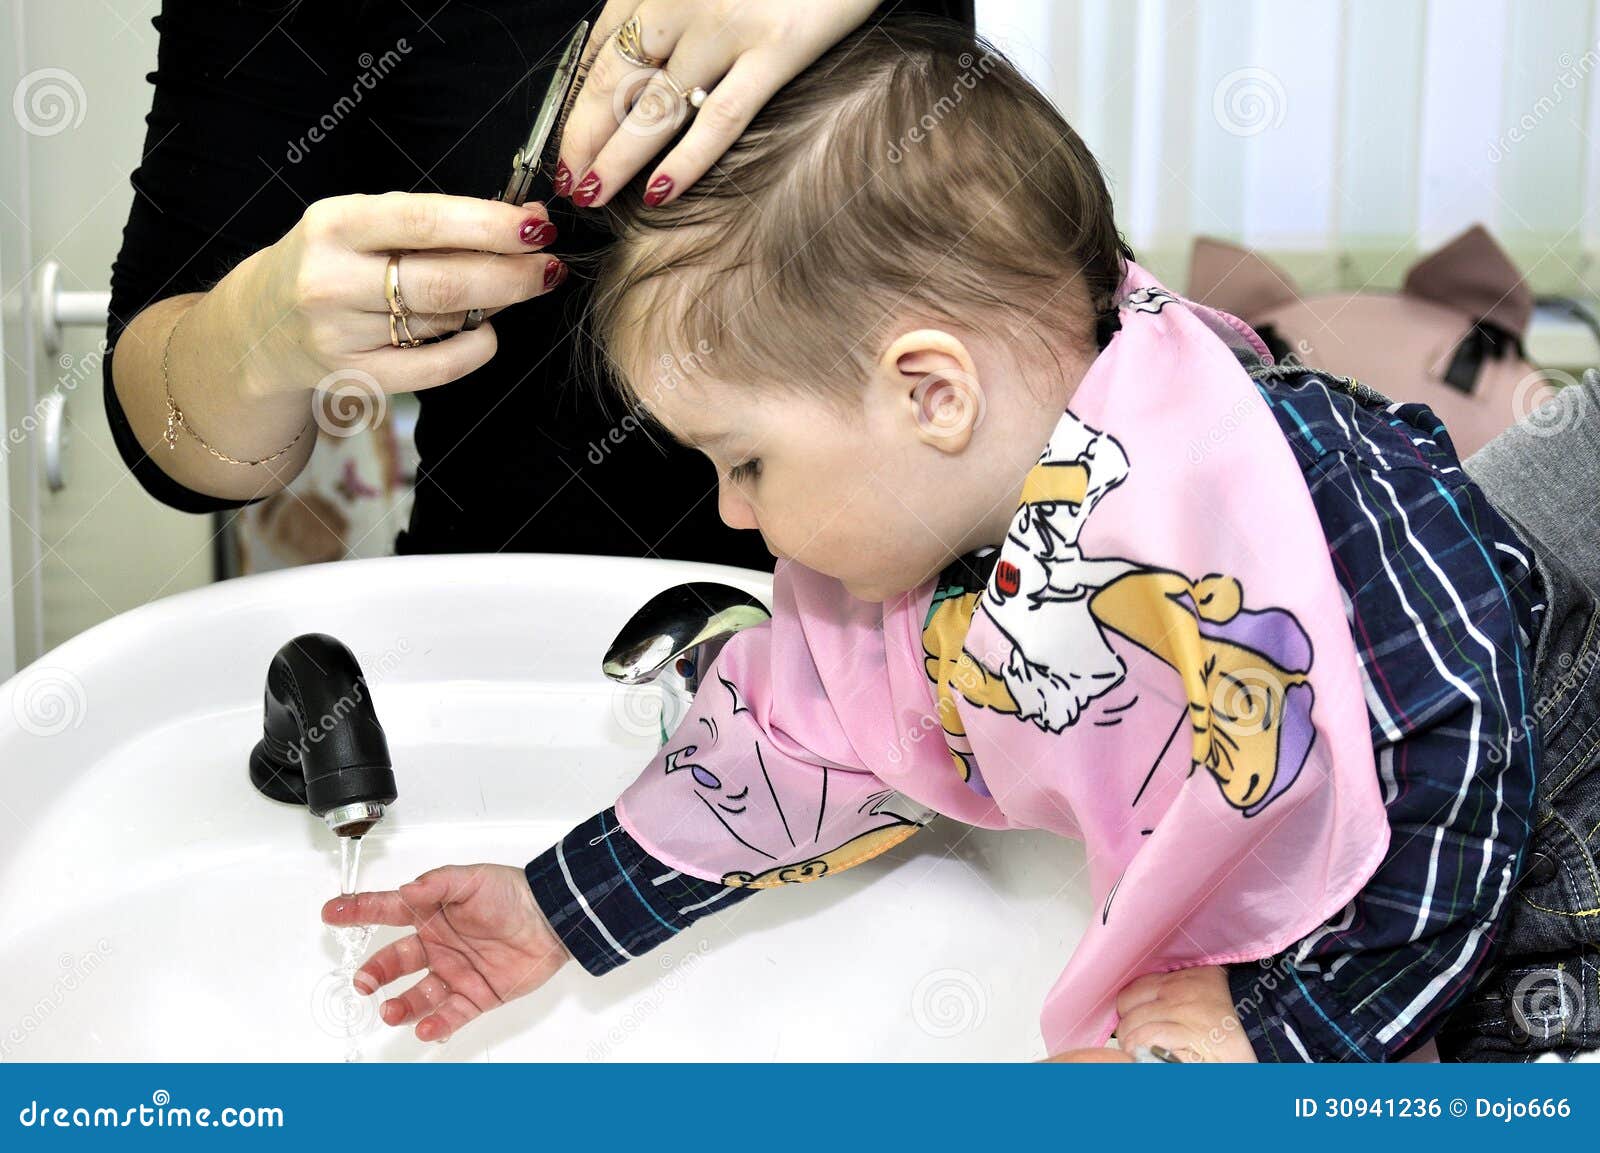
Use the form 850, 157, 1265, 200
249, 633, 397, 837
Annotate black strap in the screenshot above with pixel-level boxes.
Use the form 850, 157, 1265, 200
1443, 319, 1520, 395
1094, 307, 1122, 351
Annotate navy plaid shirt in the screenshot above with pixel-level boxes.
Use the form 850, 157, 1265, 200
525, 365, 1542, 1062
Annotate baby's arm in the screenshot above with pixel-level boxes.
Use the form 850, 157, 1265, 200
526, 566, 935, 973
1223, 452, 1539, 1061
524, 807, 758, 974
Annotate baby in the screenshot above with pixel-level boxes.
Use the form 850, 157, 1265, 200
325, 17, 1556, 1061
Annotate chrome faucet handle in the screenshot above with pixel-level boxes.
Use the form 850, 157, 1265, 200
603, 582, 771, 695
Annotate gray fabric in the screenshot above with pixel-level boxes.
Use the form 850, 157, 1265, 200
1443, 369, 1600, 1060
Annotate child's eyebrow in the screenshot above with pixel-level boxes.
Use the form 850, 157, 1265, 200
633, 405, 730, 451
652, 418, 733, 451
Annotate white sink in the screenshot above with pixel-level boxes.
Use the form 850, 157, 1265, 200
0, 554, 1089, 1061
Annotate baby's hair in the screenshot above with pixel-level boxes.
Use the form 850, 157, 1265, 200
581, 15, 1133, 418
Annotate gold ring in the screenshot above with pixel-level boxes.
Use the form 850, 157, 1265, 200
384, 253, 410, 317
613, 15, 666, 69
389, 311, 423, 349
657, 69, 688, 102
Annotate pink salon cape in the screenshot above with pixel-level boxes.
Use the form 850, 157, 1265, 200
614, 263, 1391, 1054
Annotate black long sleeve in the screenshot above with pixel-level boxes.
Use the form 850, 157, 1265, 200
105, 0, 974, 557
105, 0, 363, 512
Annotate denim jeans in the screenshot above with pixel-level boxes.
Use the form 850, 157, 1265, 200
1440, 369, 1600, 1060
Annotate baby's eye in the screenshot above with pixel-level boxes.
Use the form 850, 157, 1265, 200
729, 459, 762, 484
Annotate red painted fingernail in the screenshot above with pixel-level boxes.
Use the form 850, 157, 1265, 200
554, 159, 573, 198
519, 218, 557, 246
572, 171, 602, 207
643, 173, 674, 207
544, 258, 567, 289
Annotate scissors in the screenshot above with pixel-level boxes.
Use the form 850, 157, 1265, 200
463, 19, 591, 331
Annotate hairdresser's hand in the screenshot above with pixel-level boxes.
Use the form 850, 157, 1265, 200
1112, 965, 1258, 1063
556, 0, 881, 207
321, 864, 570, 1043
231, 191, 566, 403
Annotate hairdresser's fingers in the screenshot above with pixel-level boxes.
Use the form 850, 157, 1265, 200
352, 250, 564, 315
622, 50, 774, 207
1113, 1020, 1209, 1062
355, 311, 473, 345
633, 0, 883, 205
349, 304, 527, 347
557, 0, 694, 198
318, 192, 556, 257
350, 323, 500, 396
576, 6, 748, 208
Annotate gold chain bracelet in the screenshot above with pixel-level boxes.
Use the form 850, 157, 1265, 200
162, 309, 313, 466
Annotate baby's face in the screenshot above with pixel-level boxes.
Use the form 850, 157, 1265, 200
639, 331, 1074, 603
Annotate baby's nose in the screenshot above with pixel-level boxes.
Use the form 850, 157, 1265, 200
717, 483, 760, 532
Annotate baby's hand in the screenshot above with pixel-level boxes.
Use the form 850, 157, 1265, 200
321, 864, 570, 1043
1113, 965, 1258, 1062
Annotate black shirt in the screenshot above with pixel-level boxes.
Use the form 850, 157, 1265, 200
105, 0, 976, 569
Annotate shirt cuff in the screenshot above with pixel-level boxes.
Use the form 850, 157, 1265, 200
1227, 958, 1416, 1063
525, 807, 757, 976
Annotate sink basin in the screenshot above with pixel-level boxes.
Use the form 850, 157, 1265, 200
0, 554, 1089, 1061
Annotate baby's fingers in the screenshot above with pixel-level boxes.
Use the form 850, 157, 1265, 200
415, 990, 484, 1043
353, 933, 428, 995
380, 972, 450, 1029
322, 889, 426, 928
1114, 971, 1168, 1015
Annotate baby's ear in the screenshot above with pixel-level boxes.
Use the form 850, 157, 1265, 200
894, 348, 963, 378
881, 334, 983, 454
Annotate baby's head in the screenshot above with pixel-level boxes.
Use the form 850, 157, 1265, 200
588, 17, 1130, 602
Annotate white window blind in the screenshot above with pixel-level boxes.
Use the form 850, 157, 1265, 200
975, 0, 1600, 297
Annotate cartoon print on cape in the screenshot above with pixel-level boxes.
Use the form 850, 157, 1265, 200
657, 673, 935, 887
921, 401, 1319, 817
